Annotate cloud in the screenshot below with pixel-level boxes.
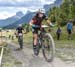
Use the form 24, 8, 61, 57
0, 7, 28, 14
0, 0, 56, 7
0, 7, 28, 19
0, 0, 56, 11
0, 11, 16, 19
0, 0, 56, 19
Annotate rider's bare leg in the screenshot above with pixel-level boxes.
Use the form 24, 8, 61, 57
33, 33, 38, 55
33, 34, 38, 46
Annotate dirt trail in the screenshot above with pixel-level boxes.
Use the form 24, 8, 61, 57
5, 40, 75, 67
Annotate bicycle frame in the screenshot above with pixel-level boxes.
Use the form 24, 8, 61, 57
38, 28, 47, 48
37, 25, 55, 62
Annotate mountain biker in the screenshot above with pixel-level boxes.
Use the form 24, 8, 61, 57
16, 24, 24, 50
29, 9, 54, 56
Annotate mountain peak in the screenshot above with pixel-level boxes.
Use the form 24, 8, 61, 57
16, 11, 24, 17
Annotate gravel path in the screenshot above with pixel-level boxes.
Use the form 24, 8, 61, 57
3, 40, 75, 67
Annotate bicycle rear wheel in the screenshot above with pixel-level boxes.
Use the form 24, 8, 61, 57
18, 36, 23, 49
42, 33, 55, 62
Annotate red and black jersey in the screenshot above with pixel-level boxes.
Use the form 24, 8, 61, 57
32, 14, 48, 26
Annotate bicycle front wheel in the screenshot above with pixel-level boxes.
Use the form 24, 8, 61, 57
42, 33, 55, 62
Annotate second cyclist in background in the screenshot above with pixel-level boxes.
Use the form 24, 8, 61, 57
16, 24, 24, 50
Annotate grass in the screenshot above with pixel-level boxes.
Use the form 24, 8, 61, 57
7, 29, 75, 45
0, 42, 7, 46
1, 26, 75, 49
2, 46, 22, 67
11, 32, 33, 48
51, 26, 75, 48
23, 32, 33, 44
0, 41, 7, 53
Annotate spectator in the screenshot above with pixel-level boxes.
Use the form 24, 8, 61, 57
56, 26, 61, 40
67, 20, 73, 40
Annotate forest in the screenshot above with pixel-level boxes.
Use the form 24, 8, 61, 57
48, 0, 75, 26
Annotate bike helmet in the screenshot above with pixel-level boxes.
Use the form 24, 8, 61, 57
38, 8, 46, 14
18, 24, 22, 27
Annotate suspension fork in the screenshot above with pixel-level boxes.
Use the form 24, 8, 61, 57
39, 31, 45, 49
40, 28, 47, 49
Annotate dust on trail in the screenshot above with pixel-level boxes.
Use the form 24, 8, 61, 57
3, 40, 75, 67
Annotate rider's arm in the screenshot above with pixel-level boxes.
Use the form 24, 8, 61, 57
29, 19, 36, 28
29, 20, 33, 26
15, 29, 18, 36
46, 19, 54, 27
44, 15, 54, 27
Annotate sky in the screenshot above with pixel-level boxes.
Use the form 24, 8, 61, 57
0, 0, 56, 19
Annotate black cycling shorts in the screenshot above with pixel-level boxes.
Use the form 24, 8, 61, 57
32, 27, 40, 34
67, 29, 71, 34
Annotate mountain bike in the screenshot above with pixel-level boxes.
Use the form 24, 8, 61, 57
36, 25, 55, 62
17, 33, 23, 49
